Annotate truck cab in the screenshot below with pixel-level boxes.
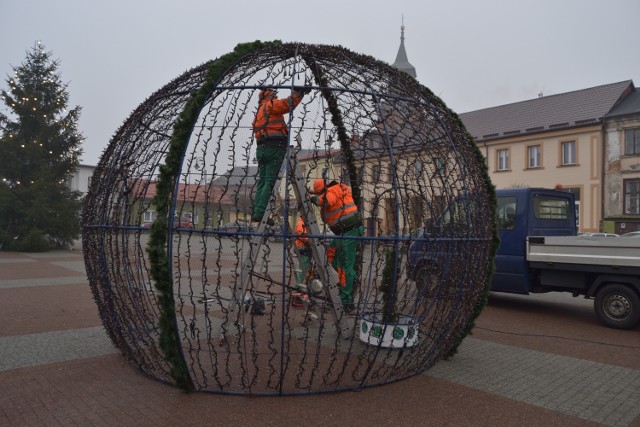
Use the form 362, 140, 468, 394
492, 188, 576, 293
407, 188, 576, 294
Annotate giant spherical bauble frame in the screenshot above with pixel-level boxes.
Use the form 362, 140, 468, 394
82, 41, 496, 394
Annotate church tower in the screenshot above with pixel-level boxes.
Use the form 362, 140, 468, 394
391, 20, 417, 78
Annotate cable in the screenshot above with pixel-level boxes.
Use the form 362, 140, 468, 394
476, 326, 640, 349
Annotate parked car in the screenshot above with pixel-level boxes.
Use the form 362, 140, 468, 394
173, 217, 194, 229
141, 215, 193, 229
216, 220, 255, 233
620, 231, 640, 238
578, 232, 619, 238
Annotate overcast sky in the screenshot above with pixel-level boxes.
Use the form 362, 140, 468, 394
2, 0, 639, 165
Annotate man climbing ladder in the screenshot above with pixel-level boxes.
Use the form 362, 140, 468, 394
220, 146, 354, 343
251, 86, 310, 223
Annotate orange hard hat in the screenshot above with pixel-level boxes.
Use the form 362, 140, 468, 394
311, 178, 325, 194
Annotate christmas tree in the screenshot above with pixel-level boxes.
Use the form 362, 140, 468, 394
0, 42, 83, 251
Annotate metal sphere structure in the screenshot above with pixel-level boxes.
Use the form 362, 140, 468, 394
82, 42, 496, 394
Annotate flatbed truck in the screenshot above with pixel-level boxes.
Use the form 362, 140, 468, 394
408, 188, 640, 329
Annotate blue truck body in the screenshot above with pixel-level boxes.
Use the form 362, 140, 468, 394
407, 188, 640, 329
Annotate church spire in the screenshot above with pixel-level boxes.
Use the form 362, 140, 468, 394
391, 17, 417, 78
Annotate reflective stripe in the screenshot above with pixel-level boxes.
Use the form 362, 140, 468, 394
324, 211, 359, 227
322, 203, 357, 226
319, 184, 358, 227
253, 103, 269, 133
323, 202, 355, 220
253, 102, 287, 139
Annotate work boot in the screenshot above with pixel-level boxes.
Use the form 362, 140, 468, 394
343, 303, 356, 317
252, 215, 274, 226
292, 292, 309, 307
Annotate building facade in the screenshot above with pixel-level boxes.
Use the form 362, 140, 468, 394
389, 23, 640, 234
67, 164, 95, 196
459, 81, 637, 233
602, 90, 640, 233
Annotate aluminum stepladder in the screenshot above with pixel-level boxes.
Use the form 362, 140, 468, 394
220, 147, 353, 343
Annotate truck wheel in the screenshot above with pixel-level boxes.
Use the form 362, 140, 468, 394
415, 263, 441, 297
594, 284, 640, 330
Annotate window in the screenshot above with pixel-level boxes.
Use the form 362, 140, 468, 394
561, 141, 576, 165
341, 168, 350, 184
372, 164, 381, 181
625, 128, 640, 155
533, 196, 570, 220
497, 149, 509, 171
413, 159, 423, 176
440, 199, 474, 233
434, 157, 446, 176
624, 179, 640, 214
527, 145, 541, 168
384, 198, 396, 235
496, 196, 517, 230
144, 211, 156, 222
408, 196, 424, 229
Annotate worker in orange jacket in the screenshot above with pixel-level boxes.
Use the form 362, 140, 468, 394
309, 178, 363, 309
251, 87, 309, 222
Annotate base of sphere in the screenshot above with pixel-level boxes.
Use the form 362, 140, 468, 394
359, 312, 418, 348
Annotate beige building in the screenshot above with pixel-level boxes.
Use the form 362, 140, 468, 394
459, 80, 637, 233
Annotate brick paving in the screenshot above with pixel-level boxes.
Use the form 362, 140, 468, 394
1, 249, 639, 426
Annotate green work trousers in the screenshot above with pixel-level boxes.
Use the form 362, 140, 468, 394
296, 248, 312, 283
253, 145, 285, 220
328, 225, 364, 305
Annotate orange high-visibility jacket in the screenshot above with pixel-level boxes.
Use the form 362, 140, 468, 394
295, 217, 308, 248
252, 93, 302, 141
317, 183, 359, 228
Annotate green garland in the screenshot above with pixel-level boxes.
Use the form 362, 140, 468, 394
300, 50, 365, 296
146, 40, 281, 391
299, 50, 361, 206
433, 94, 499, 359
